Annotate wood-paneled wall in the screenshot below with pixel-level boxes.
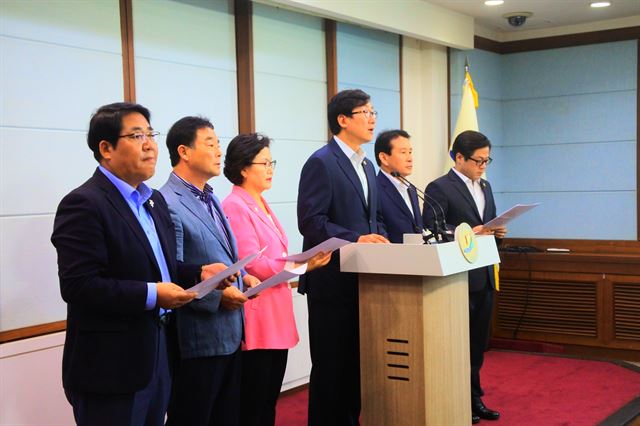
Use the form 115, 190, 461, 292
494, 239, 640, 360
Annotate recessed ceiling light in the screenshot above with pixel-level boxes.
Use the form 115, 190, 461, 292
484, 0, 504, 5
590, 1, 611, 7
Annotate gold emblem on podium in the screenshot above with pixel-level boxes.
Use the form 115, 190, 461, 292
455, 222, 478, 263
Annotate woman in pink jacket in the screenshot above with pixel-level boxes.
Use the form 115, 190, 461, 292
222, 133, 330, 426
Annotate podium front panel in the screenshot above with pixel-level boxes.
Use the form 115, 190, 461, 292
359, 272, 471, 425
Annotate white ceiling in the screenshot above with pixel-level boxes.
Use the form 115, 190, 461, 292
427, 0, 640, 33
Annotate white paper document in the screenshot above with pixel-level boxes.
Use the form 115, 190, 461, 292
243, 263, 308, 298
483, 203, 540, 230
280, 237, 351, 262
192, 247, 267, 299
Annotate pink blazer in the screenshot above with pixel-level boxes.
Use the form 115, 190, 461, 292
222, 185, 299, 350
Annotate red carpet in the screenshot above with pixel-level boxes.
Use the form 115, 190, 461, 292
275, 350, 640, 425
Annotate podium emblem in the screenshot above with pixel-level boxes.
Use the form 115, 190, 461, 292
455, 223, 478, 263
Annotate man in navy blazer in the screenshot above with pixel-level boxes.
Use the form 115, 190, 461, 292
374, 129, 424, 243
51, 103, 224, 426
422, 130, 507, 424
297, 89, 389, 426
159, 116, 259, 426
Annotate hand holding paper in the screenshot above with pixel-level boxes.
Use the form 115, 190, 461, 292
220, 286, 247, 310
191, 247, 266, 299
243, 263, 308, 298
200, 262, 239, 289
482, 203, 540, 230
156, 282, 197, 309
281, 237, 351, 263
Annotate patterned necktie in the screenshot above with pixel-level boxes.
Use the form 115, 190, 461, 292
184, 182, 232, 254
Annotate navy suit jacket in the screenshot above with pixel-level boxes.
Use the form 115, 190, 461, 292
376, 171, 424, 243
160, 173, 243, 359
297, 138, 387, 303
422, 169, 497, 292
51, 169, 200, 394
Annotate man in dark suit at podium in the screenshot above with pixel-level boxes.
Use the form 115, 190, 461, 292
297, 89, 389, 426
51, 102, 224, 426
422, 130, 506, 424
374, 129, 424, 243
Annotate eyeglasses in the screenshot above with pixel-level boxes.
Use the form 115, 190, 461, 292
251, 160, 277, 170
467, 156, 492, 166
348, 110, 378, 119
119, 131, 160, 143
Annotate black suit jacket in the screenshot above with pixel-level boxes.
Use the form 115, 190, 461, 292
422, 169, 497, 292
376, 171, 424, 243
297, 139, 387, 303
51, 168, 199, 394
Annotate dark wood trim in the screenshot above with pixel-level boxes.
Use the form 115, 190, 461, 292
475, 26, 640, 54
446, 46, 451, 147
399, 35, 403, 129
119, 0, 136, 102
637, 39, 639, 241
235, 0, 255, 134
473, 36, 502, 54
502, 237, 640, 254
0, 321, 66, 344
325, 19, 337, 140
325, 19, 337, 100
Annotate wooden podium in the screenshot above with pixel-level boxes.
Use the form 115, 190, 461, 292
340, 236, 500, 426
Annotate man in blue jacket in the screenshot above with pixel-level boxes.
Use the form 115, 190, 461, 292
297, 89, 389, 426
375, 129, 425, 243
160, 116, 259, 426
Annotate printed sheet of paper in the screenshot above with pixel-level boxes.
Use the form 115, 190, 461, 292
281, 237, 351, 262
192, 247, 267, 299
483, 203, 540, 230
243, 263, 308, 298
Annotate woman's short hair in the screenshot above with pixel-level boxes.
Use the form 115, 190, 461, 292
223, 133, 272, 186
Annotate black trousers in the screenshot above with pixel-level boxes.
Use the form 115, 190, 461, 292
65, 326, 171, 426
166, 347, 242, 426
469, 285, 495, 399
240, 349, 289, 426
307, 298, 360, 426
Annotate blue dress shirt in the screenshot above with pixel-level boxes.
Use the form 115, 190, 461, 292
98, 166, 171, 310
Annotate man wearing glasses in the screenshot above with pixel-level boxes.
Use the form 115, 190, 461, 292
297, 89, 389, 426
159, 116, 260, 426
51, 103, 227, 425
422, 130, 506, 424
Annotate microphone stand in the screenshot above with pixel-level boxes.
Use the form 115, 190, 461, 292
391, 172, 454, 243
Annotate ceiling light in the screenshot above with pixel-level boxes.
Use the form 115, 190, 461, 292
590, 2, 611, 7
484, 0, 504, 5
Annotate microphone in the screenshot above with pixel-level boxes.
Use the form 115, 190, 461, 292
390, 172, 453, 243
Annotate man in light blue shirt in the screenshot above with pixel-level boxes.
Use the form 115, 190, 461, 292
52, 102, 228, 426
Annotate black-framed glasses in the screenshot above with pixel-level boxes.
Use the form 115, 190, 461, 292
467, 156, 492, 166
119, 131, 160, 143
251, 160, 277, 170
348, 110, 378, 119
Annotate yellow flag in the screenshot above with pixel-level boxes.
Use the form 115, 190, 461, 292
445, 71, 479, 174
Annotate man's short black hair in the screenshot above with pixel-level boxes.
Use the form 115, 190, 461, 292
451, 130, 492, 160
327, 89, 371, 136
87, 102, 151, 162
374, 129, 411, 166
166, 116, 214, 167
223, 133, 271, 186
